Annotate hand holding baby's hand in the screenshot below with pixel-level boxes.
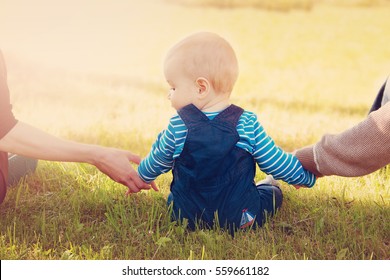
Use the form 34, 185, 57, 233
125, 180, 159, 196
293, 177, 317, 189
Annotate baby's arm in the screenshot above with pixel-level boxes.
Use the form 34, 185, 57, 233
138, 120, 176, 184
252, 117, 316, 187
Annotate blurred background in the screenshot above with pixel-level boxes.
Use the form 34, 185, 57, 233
2, 1, 390, 260
1, 0, 390, 154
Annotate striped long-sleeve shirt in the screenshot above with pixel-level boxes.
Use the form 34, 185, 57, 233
138, 110, 316, 187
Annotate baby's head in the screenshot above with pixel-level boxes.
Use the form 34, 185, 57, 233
164, 32, 239, 110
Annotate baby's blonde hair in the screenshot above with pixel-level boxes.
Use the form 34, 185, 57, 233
166, 32, 239, 94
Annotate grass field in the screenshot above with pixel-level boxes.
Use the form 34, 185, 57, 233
0, 0, 389, 260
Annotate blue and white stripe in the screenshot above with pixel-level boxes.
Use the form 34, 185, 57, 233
138, 110, 315, 187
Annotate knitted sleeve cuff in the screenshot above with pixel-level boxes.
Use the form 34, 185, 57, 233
294, 145, 323, 178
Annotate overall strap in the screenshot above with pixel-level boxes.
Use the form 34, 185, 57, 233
177, 104, 244, 128
213, 104, 244, 128
177, 104, 209, 128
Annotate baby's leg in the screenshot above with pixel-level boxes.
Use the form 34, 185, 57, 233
256, 183, 283, 222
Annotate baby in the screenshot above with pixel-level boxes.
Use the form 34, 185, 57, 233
138, 32, 316, 231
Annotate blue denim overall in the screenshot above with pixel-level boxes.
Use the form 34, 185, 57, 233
167, 104, 282, 232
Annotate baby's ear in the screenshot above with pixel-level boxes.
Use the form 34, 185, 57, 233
195, 77, 210, 98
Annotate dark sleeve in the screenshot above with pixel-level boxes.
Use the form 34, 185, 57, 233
368, 82, 385, 114
0, 50, 18, 140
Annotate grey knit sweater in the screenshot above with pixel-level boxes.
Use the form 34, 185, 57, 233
296, 85, 390, 177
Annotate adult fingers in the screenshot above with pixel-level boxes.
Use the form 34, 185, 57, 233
150, 181, 159, 192
123, 180, 143, 193
129, 170, 151, 190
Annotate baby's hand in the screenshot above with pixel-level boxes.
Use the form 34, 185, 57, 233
293, 177, 317, 190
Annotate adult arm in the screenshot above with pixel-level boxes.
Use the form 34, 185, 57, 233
0, 121, 155, 193
1, 49, 155, 193
295, 102, 390, 177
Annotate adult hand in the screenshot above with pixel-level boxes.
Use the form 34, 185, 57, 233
0, 122, 157, 193
92, 147, 158, 193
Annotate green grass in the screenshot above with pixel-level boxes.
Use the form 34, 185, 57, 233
1, 163, 388, 259
1, 0, 389, 260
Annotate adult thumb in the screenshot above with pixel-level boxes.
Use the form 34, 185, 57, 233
126, 151, 141, 164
